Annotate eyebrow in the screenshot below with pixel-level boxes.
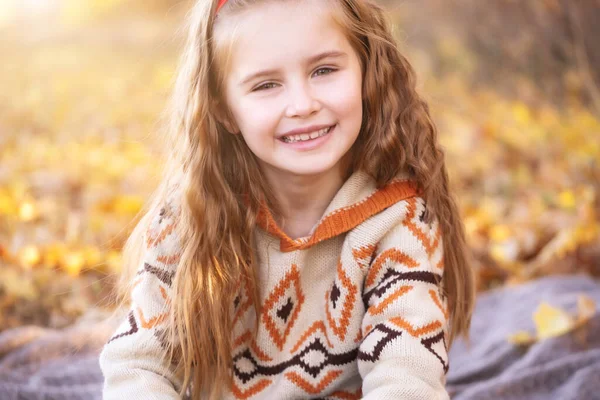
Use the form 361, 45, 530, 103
239, 50, 348, 86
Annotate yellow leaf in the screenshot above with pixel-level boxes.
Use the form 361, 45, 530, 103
533, 302, 575, 340
509, 295, 597, 345
0, 190, 17, 215
557, 190, 576, 210
18, 245, 41, 269
507, 330, 536, 345
490, 224, 512, 242
82, 245, 103, 269
489, 244, 507, 263
0, 268, 38, 300
154, 64, 175, 90
62, 250, 85, 277
43, 243, 67, 269
463, 216, 479, 238
512, 102, 531, 125
490, 240, 520, 267
112, 195, 144, 215
106, 250, 123, 274
19, 200, 39, 221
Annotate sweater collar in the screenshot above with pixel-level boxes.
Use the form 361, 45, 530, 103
256, 170, 419, 252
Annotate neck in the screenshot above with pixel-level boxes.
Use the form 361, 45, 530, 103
261, 165, 347, 240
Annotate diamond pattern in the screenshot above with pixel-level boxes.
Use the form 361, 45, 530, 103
232, 337, 357, 397
325, 261, 358, 341
261, 264, 305, 350
233, 278, 253, 328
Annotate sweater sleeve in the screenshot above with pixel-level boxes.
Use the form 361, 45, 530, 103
358, 197, 450, 400
99, 201, 184, 400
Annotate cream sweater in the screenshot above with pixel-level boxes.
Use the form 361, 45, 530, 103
99, 171, 450, 399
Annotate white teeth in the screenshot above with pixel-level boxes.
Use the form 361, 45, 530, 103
282, 126, 332, 143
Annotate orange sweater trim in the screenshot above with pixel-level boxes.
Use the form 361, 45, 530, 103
256, 179, 419, 252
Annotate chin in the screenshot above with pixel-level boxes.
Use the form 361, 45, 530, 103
284, 163, 340, 177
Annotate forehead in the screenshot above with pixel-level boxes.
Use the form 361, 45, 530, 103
216, 1, 350, 81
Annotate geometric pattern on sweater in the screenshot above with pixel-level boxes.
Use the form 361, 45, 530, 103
232, 339, 357, 396
402, 197, 447, 299
358, 195, 449, 377
233, 260, 359, 398
108, 263, 174, 343
404, 196, 444, 268
106, 198, 181, 346
145, 203, 182, 266
241, 179, 447, 397
325, 261, 358, 342
230, 252, 371, 399
358, 322, 449, 373
357, 323, 402, 362
106, 261, 175, 345
362, 269, 442, 307
107, 310, 139, 344
227, 190, 448, 399
233, 278, 253, 329
421, 329, 449, 373
261, 264, 305, 351
351, 243, 377, 271
100, 172, 452, 400
229, 260, 360, 399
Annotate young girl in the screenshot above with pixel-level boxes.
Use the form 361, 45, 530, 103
99, 0, 475, 398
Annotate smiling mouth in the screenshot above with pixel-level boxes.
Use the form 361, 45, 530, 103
280, 125, 335, 143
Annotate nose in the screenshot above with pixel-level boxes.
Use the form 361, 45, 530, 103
285, 81, 321, 118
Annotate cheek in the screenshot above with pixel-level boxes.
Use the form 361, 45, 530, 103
325, 71, 363, 117
234, 101, 280, 139
225, 83, 279, 137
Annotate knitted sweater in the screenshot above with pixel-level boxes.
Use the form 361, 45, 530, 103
99, 171, 450, 400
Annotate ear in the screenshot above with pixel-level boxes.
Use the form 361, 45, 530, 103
212, 99, 240, 134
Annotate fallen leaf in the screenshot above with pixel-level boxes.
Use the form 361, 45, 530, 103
0, 268, 38, 300
508, 295, 597, 345
18, 245, 42, 269
507, 330, 536, 345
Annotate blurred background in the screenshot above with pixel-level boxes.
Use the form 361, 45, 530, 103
0, 0, 598, 337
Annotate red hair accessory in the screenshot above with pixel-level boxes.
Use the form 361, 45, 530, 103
217, 0, 228, 12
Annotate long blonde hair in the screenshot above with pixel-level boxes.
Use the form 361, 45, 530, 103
115, 0, 475, 398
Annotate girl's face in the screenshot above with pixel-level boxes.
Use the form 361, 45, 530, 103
221, 0, 363, 180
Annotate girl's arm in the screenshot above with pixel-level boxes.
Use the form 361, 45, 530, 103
358, 197, 450, 400
99, 202, 183, 400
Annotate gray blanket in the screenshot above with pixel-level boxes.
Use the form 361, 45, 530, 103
0, 274, 598, 400
0, 312, 116, 400
447, 274, 600, 400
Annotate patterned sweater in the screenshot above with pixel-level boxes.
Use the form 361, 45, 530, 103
99, 171, 450, 400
